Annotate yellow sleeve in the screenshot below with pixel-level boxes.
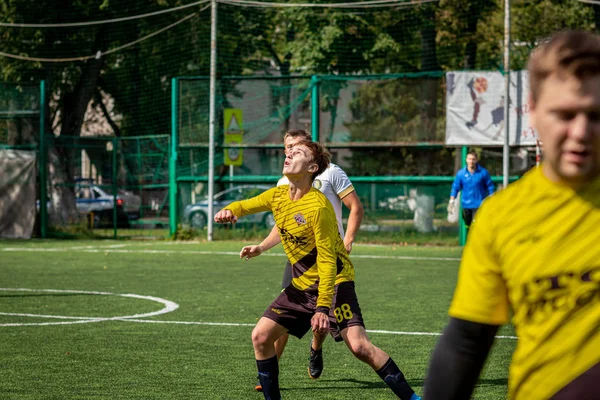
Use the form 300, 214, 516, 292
448, 200, 510, 325
312, 206, 338, 310
223, 187, 275, 217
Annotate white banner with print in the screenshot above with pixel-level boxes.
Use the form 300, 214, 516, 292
445, 71, 538, 146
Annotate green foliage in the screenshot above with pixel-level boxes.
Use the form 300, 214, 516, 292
171, 224, 199, 241
46, 221, 98, 239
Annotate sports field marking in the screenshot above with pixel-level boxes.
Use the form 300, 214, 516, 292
0, 288, 178, 327
0, 287, 517, 339
65, 244, 129, 250
1, 247, 461, 262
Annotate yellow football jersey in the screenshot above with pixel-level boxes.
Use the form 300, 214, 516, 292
224, 185, 354, 310
449, 166, 600, 399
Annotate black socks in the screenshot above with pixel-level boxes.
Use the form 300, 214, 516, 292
376, 357, 415, 400
256, 355, 280, 400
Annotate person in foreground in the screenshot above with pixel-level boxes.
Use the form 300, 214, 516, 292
424, 30, 600, 400
244, 129, 364, 391
214, 141, 420, 400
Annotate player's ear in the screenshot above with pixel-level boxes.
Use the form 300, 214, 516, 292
308, 163, 318, 174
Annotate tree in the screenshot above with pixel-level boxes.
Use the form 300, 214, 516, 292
0, 0, 218, 225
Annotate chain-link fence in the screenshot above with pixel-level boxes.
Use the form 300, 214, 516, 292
1, 1, 598, 242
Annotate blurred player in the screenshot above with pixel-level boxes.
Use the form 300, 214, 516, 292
244, 129, 364, 390
215, 141, 420, 400
425, 30, 600, 400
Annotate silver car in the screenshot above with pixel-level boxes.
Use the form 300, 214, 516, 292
183, 185, 276, 230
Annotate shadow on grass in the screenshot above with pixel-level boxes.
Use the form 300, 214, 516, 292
281, 377, 424, 391
476, 378, 509, 386
281, 376, 507, 392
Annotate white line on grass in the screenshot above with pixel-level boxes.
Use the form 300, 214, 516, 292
0, 288, 517, 339
124, 319, 256, 327
63, 244, 129, 250
0, 288, 178, 326
118, 320, 516, 340
1, 247, 461, 262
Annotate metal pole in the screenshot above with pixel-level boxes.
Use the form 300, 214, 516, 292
502, 0, 511, 188
311, 75, 320, 142
207, 0, 218, 241
39, 80, 47, 238
459, 146, 467, 246
169, 78, 179, 237
112, 137, 118, 239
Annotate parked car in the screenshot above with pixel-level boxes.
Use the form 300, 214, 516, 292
76, 178, 141, 217
183, 185, 275, 230
37, 183, 135, 228
75, 182, 133, 228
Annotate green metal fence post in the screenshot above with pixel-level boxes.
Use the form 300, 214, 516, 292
137, 138, 144, 218
169, 78, 179, 237
459, 146, 467, 246
311, 75, 320, 142
39, 80, 47, 238
112, 137, 118, 239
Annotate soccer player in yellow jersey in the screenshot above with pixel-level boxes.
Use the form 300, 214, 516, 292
424, 30, 600, 400
215, 141, 420, 400
244, 129, 364, 391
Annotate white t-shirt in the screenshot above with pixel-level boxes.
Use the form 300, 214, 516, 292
277, 163, 355, 238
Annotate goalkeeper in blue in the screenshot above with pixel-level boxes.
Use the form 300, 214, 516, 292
214, 140, 421, 400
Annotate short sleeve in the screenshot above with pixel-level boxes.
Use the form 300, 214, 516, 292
329, 164, 354, 199
277, 176, 288, 187
448, 200, 510, 325
224, 187, 275, 217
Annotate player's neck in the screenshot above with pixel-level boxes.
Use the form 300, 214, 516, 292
467, 165, 476, 173
541, 163, 591, 191
287, 177, 313, 200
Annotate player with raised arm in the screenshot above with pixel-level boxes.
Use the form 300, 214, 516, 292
242, 129, 364, 390
215, 141, 420, 400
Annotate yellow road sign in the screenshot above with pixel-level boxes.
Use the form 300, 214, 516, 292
224, 109, 243, 133
224, 109, 243, 166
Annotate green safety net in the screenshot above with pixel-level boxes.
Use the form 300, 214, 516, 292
41, 135, 170, 238
0, 83, 40, 148
1, 0, 597, 240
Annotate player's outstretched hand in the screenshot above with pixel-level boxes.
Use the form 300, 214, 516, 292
240, 245, 264, 260
214, 209, 238, 224
311, 312, 329, 335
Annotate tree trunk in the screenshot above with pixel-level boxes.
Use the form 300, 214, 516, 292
47, 55, 105, 226
60, 59, 104, 138
7, 119, 35, 146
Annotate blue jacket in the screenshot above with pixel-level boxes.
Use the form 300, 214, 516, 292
450, 165, 495, 209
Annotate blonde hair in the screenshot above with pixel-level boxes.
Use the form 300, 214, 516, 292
283, 129, 311, 142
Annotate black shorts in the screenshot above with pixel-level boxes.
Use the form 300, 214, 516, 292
462, 208, 478, 227
327, 281, 365, 342
551, 362, 600, 399
262, 281, 364, 341
281, 261, 293, 289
